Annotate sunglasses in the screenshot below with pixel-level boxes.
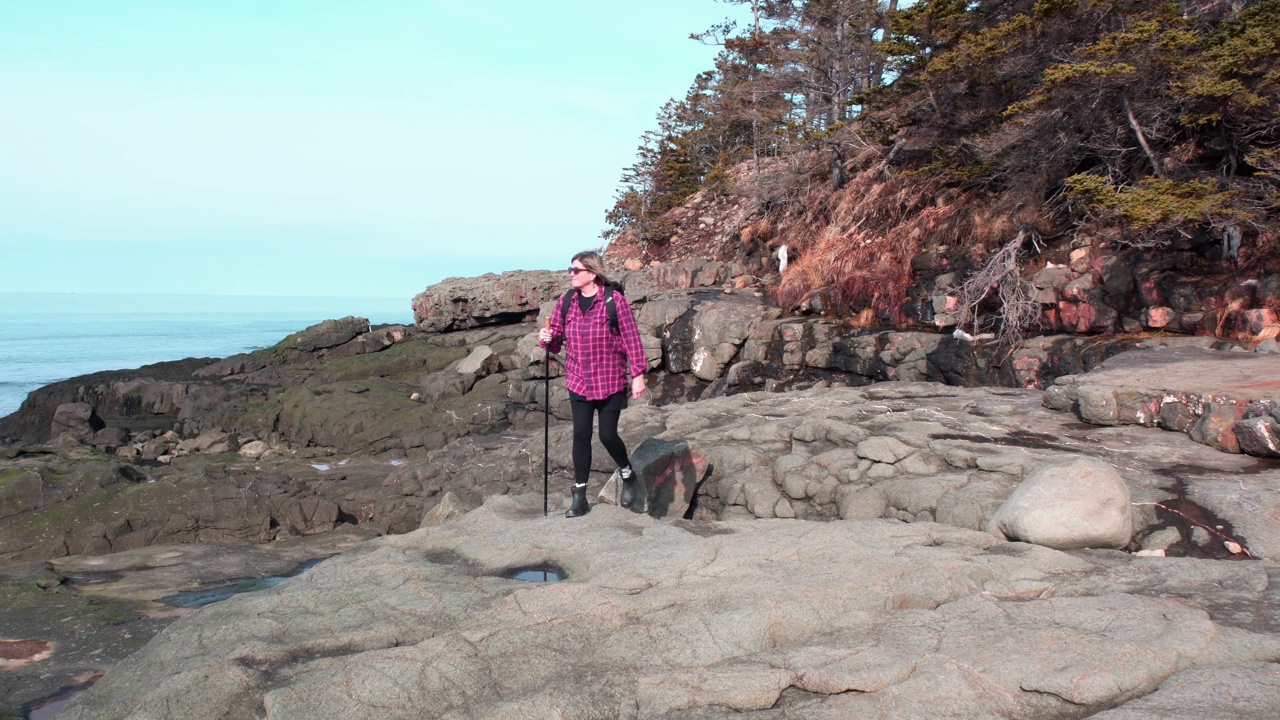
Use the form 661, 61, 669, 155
568, 267, 591, 275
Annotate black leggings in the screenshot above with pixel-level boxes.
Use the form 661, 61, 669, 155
570, 390, 630, 484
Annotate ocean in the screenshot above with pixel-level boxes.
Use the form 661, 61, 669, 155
0, 293, 415, 419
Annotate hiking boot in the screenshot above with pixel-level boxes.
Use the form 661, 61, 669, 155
566, 483, 590, 518
620, 467, 642, 509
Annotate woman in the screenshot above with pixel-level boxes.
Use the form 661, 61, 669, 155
538, 251, 647, 517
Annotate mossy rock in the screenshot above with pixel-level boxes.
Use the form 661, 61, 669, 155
275, 374, 512, 456
189, 386, 285, 438
0, 469, 43, 519
311, 339, 470, 384
0, 474, 282, 562
0, 467, 31, 490
0, 455, 139, 523
0, 563, 160, 717
277, 379, 463, 454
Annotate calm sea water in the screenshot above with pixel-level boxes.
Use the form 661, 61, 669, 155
0, 293, 414, 419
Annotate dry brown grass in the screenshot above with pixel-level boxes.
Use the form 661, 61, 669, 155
611, 147, 1062, 329
757, 141, 1064, 323
772, 158, 989, 318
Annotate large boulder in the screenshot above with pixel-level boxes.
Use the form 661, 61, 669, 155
0, 469, 44, 519
987, 456, 1133, 549
455, 345, 500, 377
600, 437, 712, 518
50, 403, 105, 442
926, 337, 980, 387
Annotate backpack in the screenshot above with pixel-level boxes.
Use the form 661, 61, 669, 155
559, 284, 620, 335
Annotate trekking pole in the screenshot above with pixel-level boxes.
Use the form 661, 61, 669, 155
543, 316, 552, 518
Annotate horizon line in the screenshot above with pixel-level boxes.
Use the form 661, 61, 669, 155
0, 291, 411, 300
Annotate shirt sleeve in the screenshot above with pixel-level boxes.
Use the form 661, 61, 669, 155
539, 294, 567, 355
614, 293, 648, 379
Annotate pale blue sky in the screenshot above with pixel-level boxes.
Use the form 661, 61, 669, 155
0, 1, 745, 298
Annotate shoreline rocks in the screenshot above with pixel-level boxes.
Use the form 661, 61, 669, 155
54, 495, 1280, 719
0, 529, 374, 716
1044, 345, 1280, 458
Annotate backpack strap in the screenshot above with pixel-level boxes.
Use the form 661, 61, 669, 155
603, 285, 620, 335
560, 286, 621, 335
558, 289, 576, 329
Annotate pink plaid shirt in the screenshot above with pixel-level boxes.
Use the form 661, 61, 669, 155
540, 290, 647, 400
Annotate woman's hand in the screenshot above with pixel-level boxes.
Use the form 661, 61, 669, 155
631, 374, 646, 399
538, 327, 553, 344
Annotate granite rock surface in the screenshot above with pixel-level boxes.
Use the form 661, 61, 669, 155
58, 495, 1280, 720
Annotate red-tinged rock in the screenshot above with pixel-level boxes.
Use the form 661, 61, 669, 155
1112, 390, 1164, 426
1041, 306, 1061, 331
1073, 300, 1119, 333
608, 438, 710, 519
1137, 276, 1165, 307
1146, 306, 1177, 329
1059, 301, 1079, 329
1235, 415, 1280, 458
0, 638, 54, 669
1069, 247, 1092, 273
1011, 352, 1047, 389
1075, 302, 1099, 332
1188, 401, 1247, 454
1159, 395, 1199, 432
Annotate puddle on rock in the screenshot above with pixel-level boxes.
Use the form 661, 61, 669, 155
501, 564, 566, 582
1139, 465, 1253, 560
156, 557, 329, 609
24, 675, 101, 720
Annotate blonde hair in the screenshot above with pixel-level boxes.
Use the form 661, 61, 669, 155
571, 250, 614, 287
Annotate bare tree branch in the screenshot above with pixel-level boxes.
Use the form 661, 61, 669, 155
953, 229, 1044, 348
1124, 95, 1165, 179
